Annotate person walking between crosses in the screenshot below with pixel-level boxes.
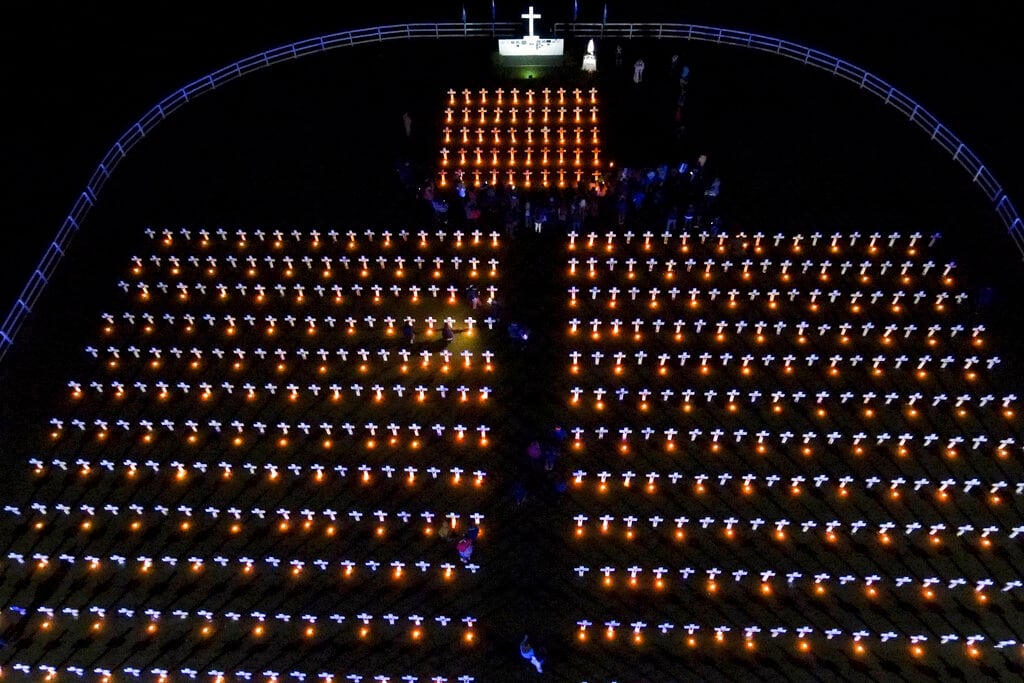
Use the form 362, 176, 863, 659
466, 284, 481, 310
456, 525, 478, 563
457, 537, 473, 563
521, 635, 544, 672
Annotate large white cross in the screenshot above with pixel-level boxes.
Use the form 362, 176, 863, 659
522, 5, 541, 38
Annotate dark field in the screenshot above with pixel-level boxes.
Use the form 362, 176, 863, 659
1, 35, 1023, 682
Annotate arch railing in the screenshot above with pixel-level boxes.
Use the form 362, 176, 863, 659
0, 22, 519, 364
2, 20, 1020, 364
555, 22, 1024, 253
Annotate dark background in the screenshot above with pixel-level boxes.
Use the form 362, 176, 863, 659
1, 4, 1023, 679
2, 0, 1022, 323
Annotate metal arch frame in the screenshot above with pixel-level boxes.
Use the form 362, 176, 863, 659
555, 22, 1023, 257
2, 20, 1020, 364
0, 22, 520, 364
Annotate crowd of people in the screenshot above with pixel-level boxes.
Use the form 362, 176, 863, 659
420, 155, 721, 239
512, 425, 571, 508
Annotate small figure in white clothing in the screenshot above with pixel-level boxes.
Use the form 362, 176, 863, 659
582, 39, 597, 73
633, 58, 645, 83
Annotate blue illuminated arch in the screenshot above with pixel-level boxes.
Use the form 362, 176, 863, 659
2, 20, 1019, 362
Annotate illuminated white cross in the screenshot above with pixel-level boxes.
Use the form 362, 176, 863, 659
522, 6, 541, 38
